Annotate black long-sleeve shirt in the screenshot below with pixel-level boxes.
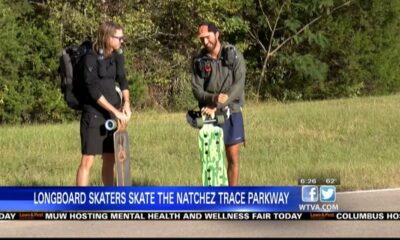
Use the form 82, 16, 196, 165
82, 49, 128, 117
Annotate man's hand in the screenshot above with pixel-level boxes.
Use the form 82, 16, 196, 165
97, 95, 128, 126
201, 107, 217, 118
112, 110, 128, 126
122, 101, 132, 121
216, 94, 229, 104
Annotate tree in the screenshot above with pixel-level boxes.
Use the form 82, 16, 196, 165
244, 0, 353, 101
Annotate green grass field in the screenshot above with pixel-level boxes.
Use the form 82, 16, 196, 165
0, 94, 399, 191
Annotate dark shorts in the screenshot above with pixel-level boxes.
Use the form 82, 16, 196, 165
221, 112, 245, 145
80, 112, 114, 155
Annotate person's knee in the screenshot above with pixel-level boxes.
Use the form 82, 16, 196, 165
228, 158, 239, 168
226, 144, 240, 164
226, 153, 240, 167
80, 155, 94, 169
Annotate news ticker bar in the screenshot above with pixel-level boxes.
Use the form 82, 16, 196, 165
1, 212, 400, 221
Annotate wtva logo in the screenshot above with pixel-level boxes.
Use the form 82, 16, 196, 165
302, 186, 318, 202
320, 186, 336, 202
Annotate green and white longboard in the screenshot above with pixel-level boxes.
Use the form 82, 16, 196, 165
197, 115, 228, 186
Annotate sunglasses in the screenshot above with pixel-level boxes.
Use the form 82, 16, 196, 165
112, 36, 125, 42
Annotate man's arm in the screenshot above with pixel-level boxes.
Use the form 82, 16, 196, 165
84, 54, 127, 123
84, 54, 102, 102
121, 89, 131, 120
217, 50, 246, 108
115, 53, 129, 91
115, 53, 131, 120
96, 96, 127, 124
191, 58, 218, 108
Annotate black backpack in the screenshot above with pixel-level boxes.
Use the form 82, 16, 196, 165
58, 40, 92, 110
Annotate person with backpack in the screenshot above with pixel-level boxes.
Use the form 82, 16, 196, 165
76, 21, 131, 186
191, 22, 246, 186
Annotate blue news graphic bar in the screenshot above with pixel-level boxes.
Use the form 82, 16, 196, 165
0, 186, 314, 211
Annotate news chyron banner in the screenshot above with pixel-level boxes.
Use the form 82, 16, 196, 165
0, 186, 399, 221
0, 187, 302, 212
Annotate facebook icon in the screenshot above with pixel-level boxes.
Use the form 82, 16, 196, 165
302, 186, 318, 202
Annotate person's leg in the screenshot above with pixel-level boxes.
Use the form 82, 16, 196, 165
226, 143, 240, 186
222, 111, 245, 186
102, 153, 115, 186
76, 155, 95, 186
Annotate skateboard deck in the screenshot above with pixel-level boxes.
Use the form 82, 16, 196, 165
113, 128, 131, 186
198, 123, 228, 186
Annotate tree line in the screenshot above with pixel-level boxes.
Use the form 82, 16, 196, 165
0, 0, 399, 123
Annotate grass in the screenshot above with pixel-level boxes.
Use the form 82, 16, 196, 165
0, 94, 399, 191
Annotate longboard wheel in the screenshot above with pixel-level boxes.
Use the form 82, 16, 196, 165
105, 119, 117, 131
216, 114, 225, 125
196, 117, 204, 128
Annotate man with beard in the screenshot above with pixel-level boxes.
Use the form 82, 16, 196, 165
191, 22, 246, 186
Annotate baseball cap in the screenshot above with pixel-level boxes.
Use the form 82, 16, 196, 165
198, 22, 219, 38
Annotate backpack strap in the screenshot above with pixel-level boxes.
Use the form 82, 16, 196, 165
221, 44, 237, 70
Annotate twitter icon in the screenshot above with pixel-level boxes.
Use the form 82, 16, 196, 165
320, 186, 336, 202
